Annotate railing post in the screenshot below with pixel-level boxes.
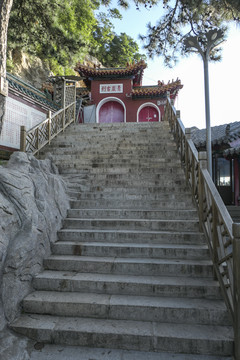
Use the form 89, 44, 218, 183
198, 151, 207, 229
212, 201, 218, 280
48, 111, 52, 144
62, 80, 66, 130
233, 222, 240, 360
36, 128, 39, 153
166, 91, 171, 125
176, 111, 183, 162
74, 83, 77, 122
185, 128, 192, 185
20, 126, 26, 152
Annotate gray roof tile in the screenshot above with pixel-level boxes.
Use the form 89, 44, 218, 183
191, 121, 240, 148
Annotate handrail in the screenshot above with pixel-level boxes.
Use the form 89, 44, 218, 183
20, 101, 76, 155
164, 96, 240, 359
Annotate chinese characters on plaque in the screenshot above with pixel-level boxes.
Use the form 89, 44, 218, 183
100, 84, 123, 94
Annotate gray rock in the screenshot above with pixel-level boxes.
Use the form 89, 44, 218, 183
0, 151, 69, 357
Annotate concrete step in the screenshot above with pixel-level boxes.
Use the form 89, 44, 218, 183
10, 314, 233, 355
48, 154, 181, 163
51, 241, 209, 259
66, 208, 198, 220
67, 185, 191, 196
69, 199, 194, 209
42, 143, 177, 155
47, 129, 172, 136
57, 163, 185, 172
65, 122, 170, 130
43, 255, 213, 277
62, 218, 200, 232
23, 291, 231, 325
26, 344, 234, 360
43, 146, 178, 156
57, 229, 205, 244
62, 172, 186, 182
33, 271, 223, 299
65, 178, 187, 188
67, 192, 193, 202
64, 179, 188, 189
58, 165, 186, 175
45, 133, 173, 142
53, 130, 172, 140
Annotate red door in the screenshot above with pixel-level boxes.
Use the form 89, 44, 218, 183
139, 106, 159, 122
99, 101, 124, 123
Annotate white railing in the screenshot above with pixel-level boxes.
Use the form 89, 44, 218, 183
164, 96, 240, 359
20, 101, 76, 155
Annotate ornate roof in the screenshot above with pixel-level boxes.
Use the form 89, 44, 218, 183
7, 73, 59, 111
75, 60, 147, 85
224, 146, 240, 158
191, 121, 240, 148
132, 79, 183, 99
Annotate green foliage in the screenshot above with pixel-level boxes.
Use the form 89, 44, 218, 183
138, 0, 239, 66
90, 12, 146, 67
7, 0, 97, 73
93, 31, 147, 67
7, 0, 145, 74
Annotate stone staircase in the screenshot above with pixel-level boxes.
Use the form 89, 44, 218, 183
11, 122, 233, 359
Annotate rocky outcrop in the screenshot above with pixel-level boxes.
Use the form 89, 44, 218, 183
8, 50, 53, 89
0, 151, 69, 331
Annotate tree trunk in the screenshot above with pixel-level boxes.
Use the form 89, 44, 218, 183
0, 0, 13, 135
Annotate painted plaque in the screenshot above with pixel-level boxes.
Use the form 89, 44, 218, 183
99, 84, 123, 94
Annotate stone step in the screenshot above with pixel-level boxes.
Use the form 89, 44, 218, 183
26, 344, 234, 360
51, 241, 209, 259
69, 199, 194, 209
57, 229, 205, 244
56, 130, 171, 139
66, 208, 198, 220
56, 134, 172, 141
68, 122, 170, 129
60, 171, 187, 182
44, 147, 178, 156
67, 191, 192, 200
62, 122, 171, 133
43, 255, 213, 277
48, 154, 181, 163
62, 218, 200, 232
33, 271, 223, 299
10, 314, 233, 355
67, 185, 190, 196
65, 178, 187, 188
46, 133, 173, 142
57, 162, 184, 171
23, 291, 231, 325
62, 172, 186, 182
59, 166, 186, 175
43, 143, 177, 154
45, 136, 175, 145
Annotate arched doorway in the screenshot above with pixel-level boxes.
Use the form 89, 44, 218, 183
138, 105, 160, 122
99, 101, 124, 123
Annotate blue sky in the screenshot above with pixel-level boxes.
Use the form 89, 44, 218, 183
99, 2, 240, 129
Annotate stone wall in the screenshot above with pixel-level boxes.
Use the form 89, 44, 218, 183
0, 151, 69, 328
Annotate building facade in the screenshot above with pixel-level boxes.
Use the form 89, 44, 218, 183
191, 122, 240, 206
75, 60, 183, 123
0, 73, 59, 153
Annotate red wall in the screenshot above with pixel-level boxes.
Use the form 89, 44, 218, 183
91, 79, 166, 122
